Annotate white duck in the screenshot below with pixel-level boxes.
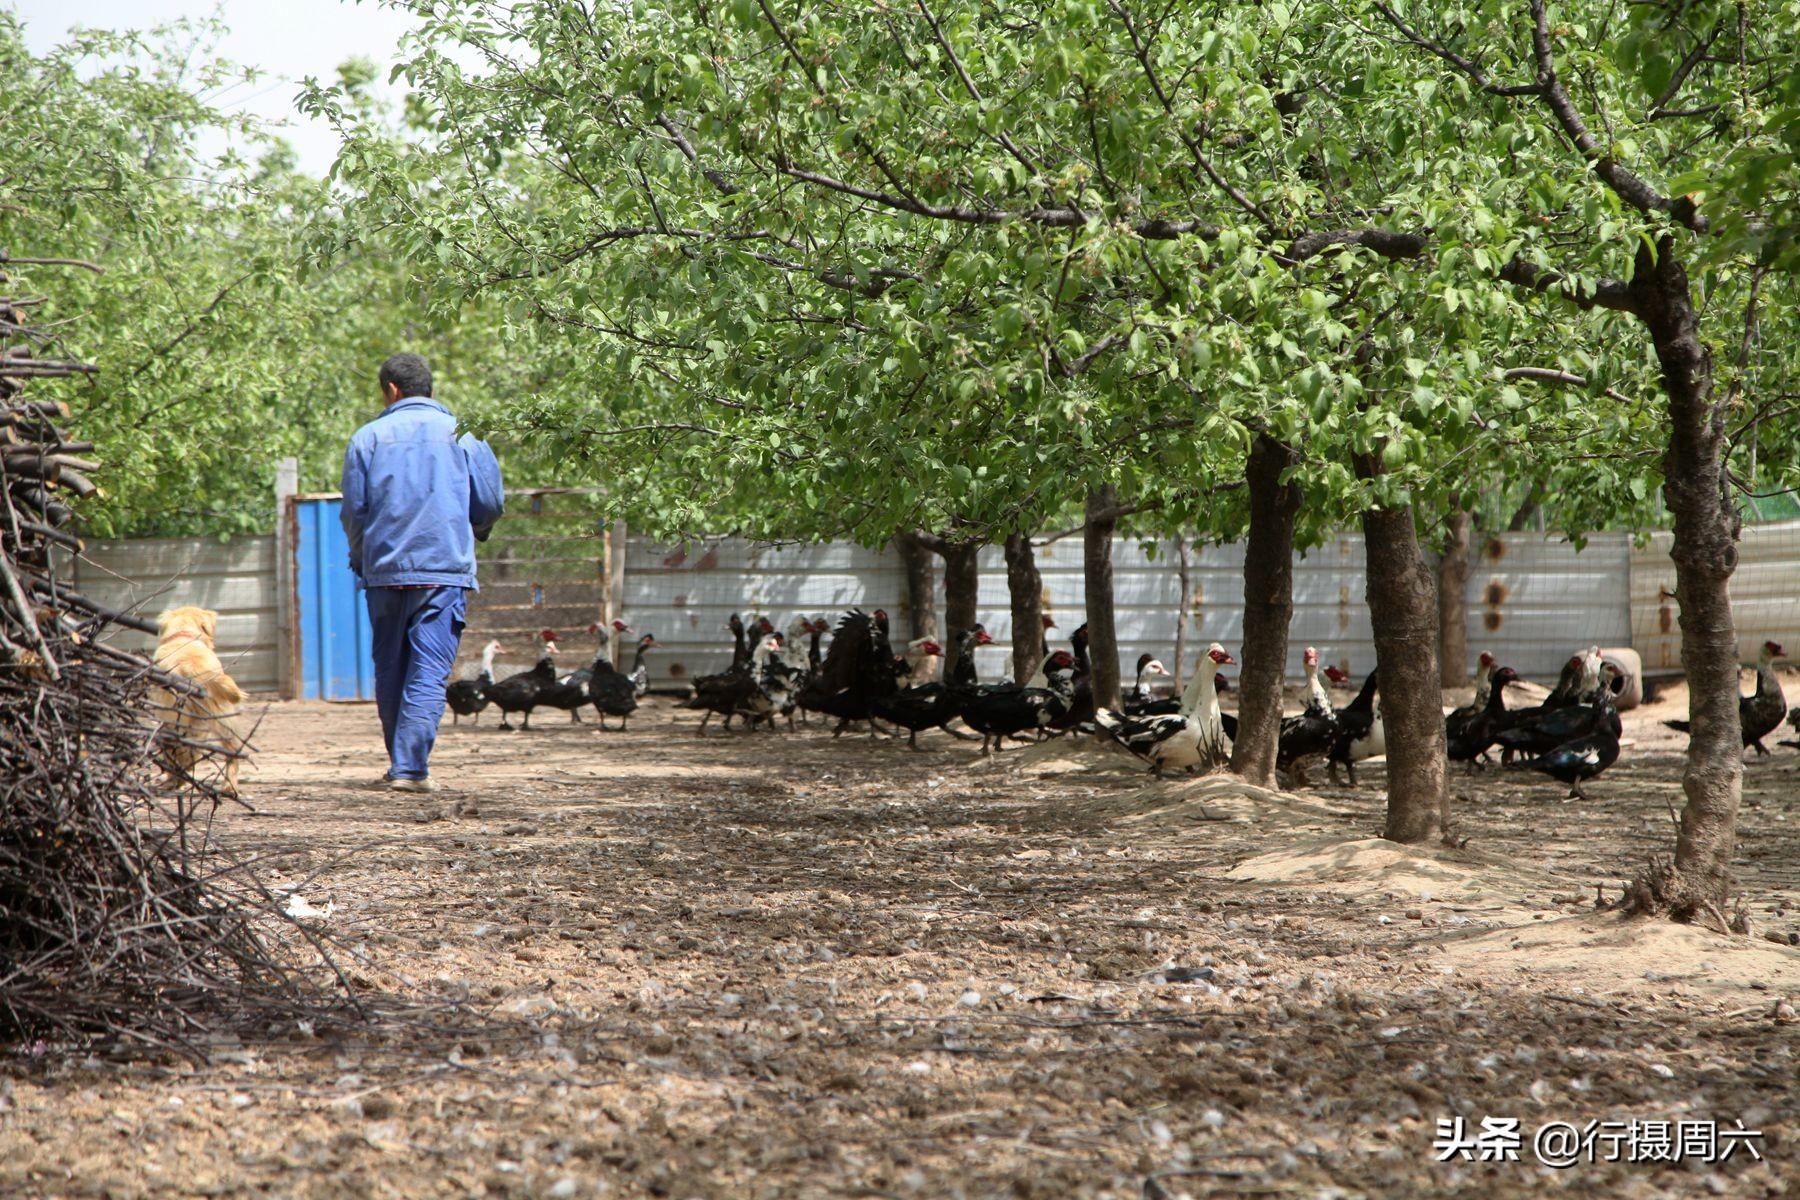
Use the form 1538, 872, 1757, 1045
1095, 643, 1237, 775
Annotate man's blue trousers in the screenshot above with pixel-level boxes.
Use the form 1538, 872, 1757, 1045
366, 585, 466, 781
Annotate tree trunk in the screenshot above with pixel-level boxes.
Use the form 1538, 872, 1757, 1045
1506, 492, 1541, 532
1354, 454, 1447, 844
1172, 534, 1191, 691
1230, 434, 1300, 787
1003, 532, 1044, 685
1437, 508, 1472, 687
894, 532, 939, 642
1628, 238, 1740, 922
1083, 485, 1122, 710
938, 541, 981, 683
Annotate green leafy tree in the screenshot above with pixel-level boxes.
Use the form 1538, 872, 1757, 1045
0, 18, 519, 537
1360, 0, 1800, 916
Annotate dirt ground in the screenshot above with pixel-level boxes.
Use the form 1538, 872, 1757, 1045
4, 674, 1799, 1199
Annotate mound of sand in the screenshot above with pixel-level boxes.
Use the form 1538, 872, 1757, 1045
1071, 773, 1347, 835
1435, 912, 1800, 1000
994, 734, 1143, 777
1222, 835, 1580, 908
1226, 835, 1509, 896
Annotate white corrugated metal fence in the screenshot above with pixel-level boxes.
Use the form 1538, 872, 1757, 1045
61, 517, 1796, 697
625, 531, 1638, 690
68, 535, 280, 693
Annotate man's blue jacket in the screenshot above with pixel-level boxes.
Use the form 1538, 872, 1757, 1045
339, 396, 505, 590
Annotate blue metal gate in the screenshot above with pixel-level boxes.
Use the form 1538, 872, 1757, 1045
295, 497, 374, 700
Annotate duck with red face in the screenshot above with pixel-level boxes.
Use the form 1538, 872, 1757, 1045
794, 609, 901, 737
1122, 653, 1172, 715
591, 627, 657, 730
1532, 676, 1623, 799
540, 620, 633, 723
947, 625, 996, 690
1326, 668, 1383, 786
1448, 665, 1522, 766
1275, 647, 1344, 786
1095, 643, 1237, 775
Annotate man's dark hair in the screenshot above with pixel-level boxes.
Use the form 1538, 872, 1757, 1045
378, 353, 433, 399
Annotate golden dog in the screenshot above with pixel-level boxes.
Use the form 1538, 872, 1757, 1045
150, 605, 248, 795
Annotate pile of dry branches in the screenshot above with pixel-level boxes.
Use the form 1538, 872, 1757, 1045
1, 256, 354, 1057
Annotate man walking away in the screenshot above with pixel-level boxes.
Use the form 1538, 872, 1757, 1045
341, 353, 504, 792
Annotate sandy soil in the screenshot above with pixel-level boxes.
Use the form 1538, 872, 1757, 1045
3, 677, 1798, 1199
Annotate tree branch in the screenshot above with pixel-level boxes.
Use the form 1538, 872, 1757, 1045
1647, 21, 1723, 116
1501, 365, 1639, 406
1497, 257, 1642, 314
912, 0, 1041, 178
1370, 1, 1545, 96
1525, 0, 1707, 233
654, 113, 740, 196
1283, 228, 1429, 264
0, 255, 104, 273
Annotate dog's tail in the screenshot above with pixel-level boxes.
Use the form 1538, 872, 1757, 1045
205, 671, 245, 710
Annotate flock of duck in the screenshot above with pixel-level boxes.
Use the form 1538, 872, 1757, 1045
441, 611, 1791, 800
445, 621, 657, 730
